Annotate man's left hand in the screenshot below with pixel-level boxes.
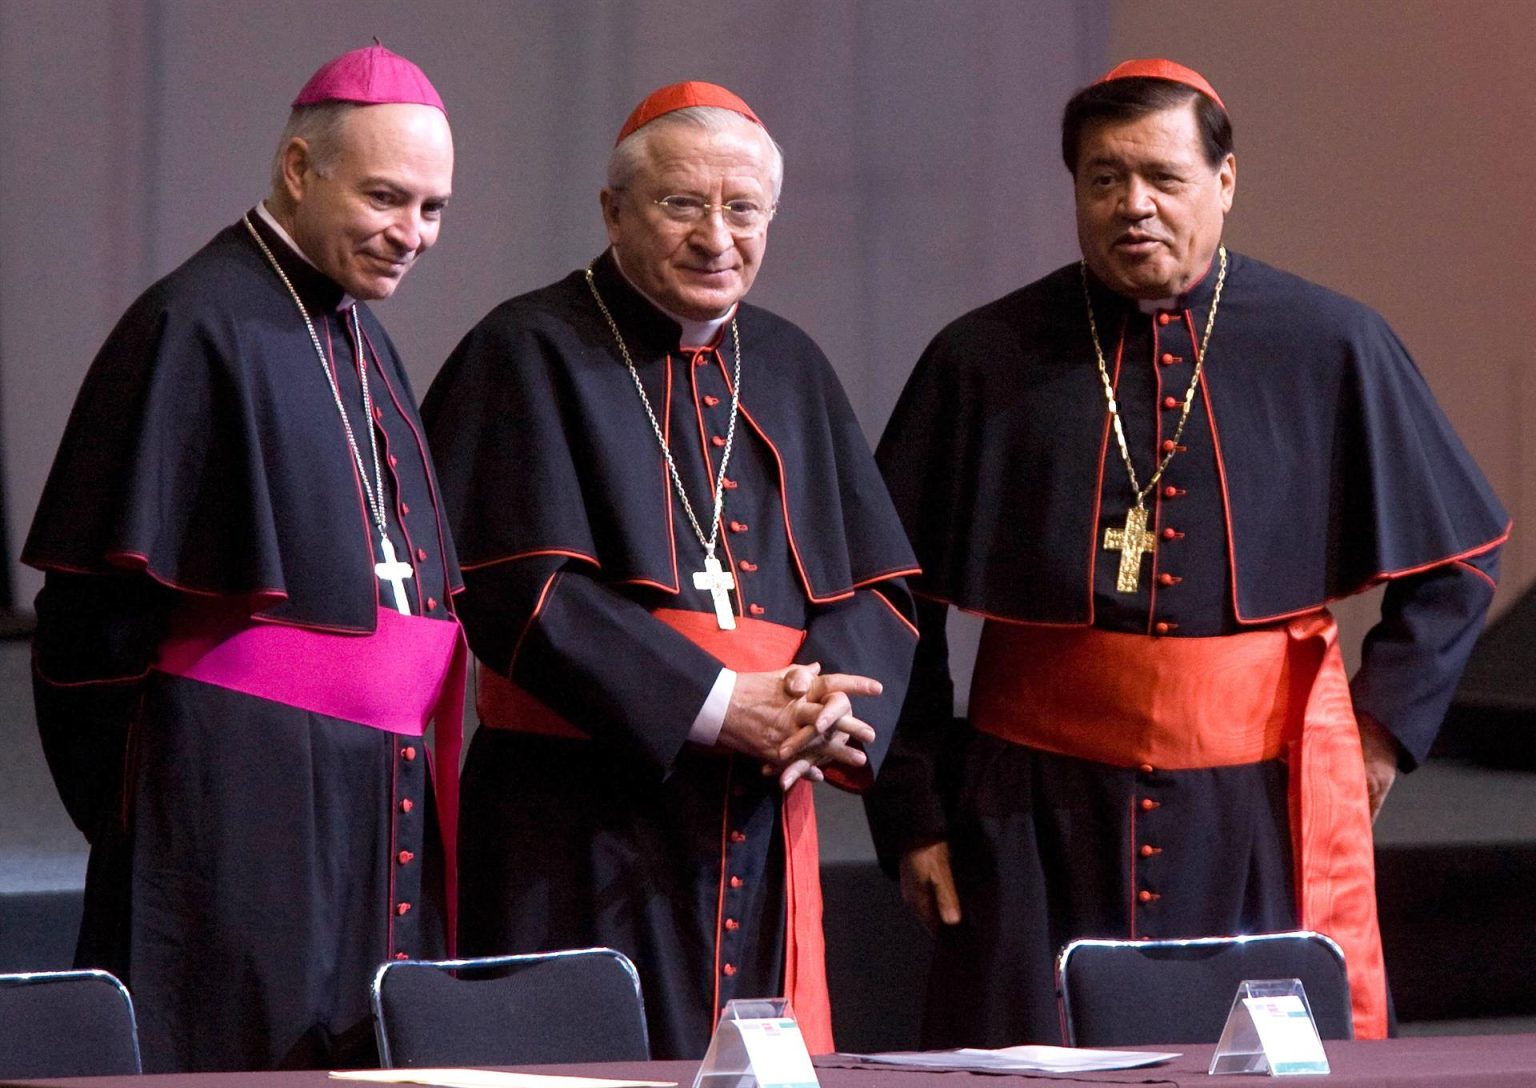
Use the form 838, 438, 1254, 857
1357, 712, 1400, 823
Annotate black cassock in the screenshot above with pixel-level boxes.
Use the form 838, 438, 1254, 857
868, 252, 1507, 1047
423, 251, 918, 1059
24, 212, 461, 1072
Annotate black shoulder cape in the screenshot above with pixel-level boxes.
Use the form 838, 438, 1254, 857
879, 252, 1508, 624
23, 215, 458, 632
424, 251, 917, 596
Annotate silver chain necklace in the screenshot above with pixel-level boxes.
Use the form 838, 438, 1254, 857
584, 263, 743, 629
242, 213, 415, 615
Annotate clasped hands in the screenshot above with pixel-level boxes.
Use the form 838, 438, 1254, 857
718, 662, 881, 790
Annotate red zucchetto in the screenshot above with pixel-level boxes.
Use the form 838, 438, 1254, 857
615, 80, 763, 145
1097, 58, 1226, 112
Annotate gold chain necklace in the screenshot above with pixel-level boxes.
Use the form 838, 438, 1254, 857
1081, 245, 1227, 593
584, 264, 744, 630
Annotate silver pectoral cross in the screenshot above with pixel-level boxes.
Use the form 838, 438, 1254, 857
1103, 503, 1157, 593
375, 534, 414, 616
692, 553, 737, 630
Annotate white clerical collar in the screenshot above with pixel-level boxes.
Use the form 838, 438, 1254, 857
1137, 296, 1177, 314
612, 251, 735, 348
254, 201, 355, 310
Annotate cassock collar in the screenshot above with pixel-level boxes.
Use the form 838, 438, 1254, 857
1087, 248, 1224, 319
250, 202, 354, 312
594, 249, 736, 353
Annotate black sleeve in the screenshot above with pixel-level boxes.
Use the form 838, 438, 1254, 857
794, 582, 919, 792
460, 557, 722, 780
31, 572, 171, 841
1349, 545, 1500, 770
862, 595, 965, 873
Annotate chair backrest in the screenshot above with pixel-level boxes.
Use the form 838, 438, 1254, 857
0, 969, 142, 1077
372, 947, 650, 1068
1056, 930, 1354, 1047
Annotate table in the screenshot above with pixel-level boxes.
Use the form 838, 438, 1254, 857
6, 1035, 1536, 1087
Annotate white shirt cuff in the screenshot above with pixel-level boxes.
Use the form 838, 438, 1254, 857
688, 668, 736, 746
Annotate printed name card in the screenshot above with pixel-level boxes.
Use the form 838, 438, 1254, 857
692, 999, 819, 1088
1209, 979, 1330, 1077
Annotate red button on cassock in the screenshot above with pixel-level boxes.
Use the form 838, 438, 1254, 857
1141, 798, 1159, 811
1140, 844, 1157, 858
711, 435, 726, 447
722, 477, 738, 489
1157, 313, 1173, 326
397, 850, 414, 865
723, 964, 737, 977
1161, 439, 1177, 453
1162, 395, 1179, 408
401, 503, 410, 515
394, 952, 410, 960
1158, 572, 1177, 586
1163, 485, 1179, 498
400, 798, 414, 813
730, 830, 747, 844
396, 902, 412, 916
416, 548, 428, 561
426, 597, 437, 611
729, 875, 744, 889
724, 918, 740, 931
1161, 352, 1177, 364
738, 560, 758, 572
748, 603, 765, 616
401, 746, 417, 762
1138, 889, 1157, 903
704, 395, 721, 407
1139, 763, 1155, 775
1162, 527, 1178, 540
1155, 621, 1170, 635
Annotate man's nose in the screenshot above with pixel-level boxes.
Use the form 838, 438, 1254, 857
384, 209, 425, 253
1120, 176, 1158, 219
687, 206, 734, 251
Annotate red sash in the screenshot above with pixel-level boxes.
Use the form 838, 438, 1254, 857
969, 614, 1388, 1039
155, 604, 466, 951
477, 607, 837, 1053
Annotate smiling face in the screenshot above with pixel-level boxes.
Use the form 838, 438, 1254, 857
280, 102, 454, 300
600, 115, 776, 320
1073, 101, 1235, 299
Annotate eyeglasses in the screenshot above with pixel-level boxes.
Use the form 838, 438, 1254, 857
649, 195, 776, 233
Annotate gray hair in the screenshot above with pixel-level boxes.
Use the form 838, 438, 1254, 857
268, 101, 357, 194
607, 105, 785, 200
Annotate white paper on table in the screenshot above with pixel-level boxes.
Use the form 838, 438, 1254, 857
850, 1044, 1180, 1073
329, 1069, 677, 1088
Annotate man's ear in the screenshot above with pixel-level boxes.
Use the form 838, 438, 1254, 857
279, 137, 313, 204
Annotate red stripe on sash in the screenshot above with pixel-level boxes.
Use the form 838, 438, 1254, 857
969, 616, 1388, 1039
155, 604, 466, 954
476, 606, 836, 1052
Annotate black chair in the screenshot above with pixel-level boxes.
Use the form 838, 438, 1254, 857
0, 969, 142, 1077
372, 947, 650, 1067
1056, 930, 1354, 1047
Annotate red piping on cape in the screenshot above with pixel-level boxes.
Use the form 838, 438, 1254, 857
461, 548, 600, 573
321, 320, 383, 617
359, 322, 464, 601
870, 587, 921, 641
1085, 314, 1128, 625
507, 571, 562, 675
691, 347, 743, 623
1203, 362, 1511, 624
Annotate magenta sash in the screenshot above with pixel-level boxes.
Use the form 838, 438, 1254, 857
155, 605, 466, 951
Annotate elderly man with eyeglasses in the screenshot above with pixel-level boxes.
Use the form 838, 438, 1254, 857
423, 81, 918, 1059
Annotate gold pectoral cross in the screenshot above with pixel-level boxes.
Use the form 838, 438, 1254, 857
1103, 503, 1156, 593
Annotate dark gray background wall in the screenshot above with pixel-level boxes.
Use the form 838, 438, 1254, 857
2, 0, 1530, 675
